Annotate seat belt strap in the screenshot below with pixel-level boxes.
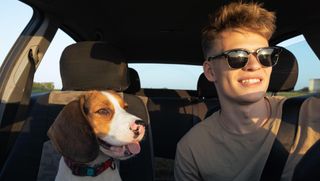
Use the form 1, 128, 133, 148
260, 96, 306, 181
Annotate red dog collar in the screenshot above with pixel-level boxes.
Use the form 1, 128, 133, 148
64, 157, 115, 177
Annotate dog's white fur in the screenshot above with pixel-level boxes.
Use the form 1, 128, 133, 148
50, 91, 145, 181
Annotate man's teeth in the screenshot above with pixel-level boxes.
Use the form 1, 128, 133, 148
241, 79, 260, 84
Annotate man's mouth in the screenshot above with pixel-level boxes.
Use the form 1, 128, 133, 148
239, 78, 262, 85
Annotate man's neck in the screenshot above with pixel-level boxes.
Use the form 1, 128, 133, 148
219, 97, 271, 134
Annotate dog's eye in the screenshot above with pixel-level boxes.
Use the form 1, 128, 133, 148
96, 108, 112, 115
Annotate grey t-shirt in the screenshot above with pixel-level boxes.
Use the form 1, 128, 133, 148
174, 96, 284, 181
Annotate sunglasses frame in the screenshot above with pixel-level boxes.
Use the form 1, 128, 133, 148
208, 46, 283, 69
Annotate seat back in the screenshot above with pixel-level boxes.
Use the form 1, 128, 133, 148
196, 73, 220, 118
197, 73, 218, 99
268, 47, 299, 92
0, 41, 155, 181
124, 68, 141, 94
0, 94, 64, 181
58, 41, 155, 181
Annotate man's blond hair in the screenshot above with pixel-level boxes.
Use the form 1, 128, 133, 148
201, 1, 276, 57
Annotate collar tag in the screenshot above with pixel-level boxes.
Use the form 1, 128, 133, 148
87, 168, 95, 176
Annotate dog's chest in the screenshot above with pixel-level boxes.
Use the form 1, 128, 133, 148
55, 158, 122, 181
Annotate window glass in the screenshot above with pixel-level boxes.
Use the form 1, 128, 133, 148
129, 63, 203, 90
34, 29, 75, 90
0, 1, 32, 65
277, 35, 320, 91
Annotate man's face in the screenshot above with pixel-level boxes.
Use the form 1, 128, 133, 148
203, 29, 271, 104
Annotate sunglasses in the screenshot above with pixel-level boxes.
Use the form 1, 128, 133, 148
208, 46, 282, 69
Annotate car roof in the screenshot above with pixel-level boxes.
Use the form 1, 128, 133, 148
20, 0, 320, 65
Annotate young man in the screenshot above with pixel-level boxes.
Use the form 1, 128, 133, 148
174, 2, 320, 181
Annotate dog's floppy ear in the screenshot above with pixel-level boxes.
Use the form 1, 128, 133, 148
47, 96, 99, 163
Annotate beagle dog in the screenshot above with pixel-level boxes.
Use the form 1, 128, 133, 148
48, 90, 145, 181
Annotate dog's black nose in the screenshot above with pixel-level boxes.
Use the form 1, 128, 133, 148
135, 120, 146, 127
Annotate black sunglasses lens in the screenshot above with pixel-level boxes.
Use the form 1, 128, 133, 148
227, 50, 248, 68
258, 47, 281, 67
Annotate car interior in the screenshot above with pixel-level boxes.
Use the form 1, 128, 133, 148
0, 0, 319, 180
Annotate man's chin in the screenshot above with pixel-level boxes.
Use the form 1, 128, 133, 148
236, 92, 266, 104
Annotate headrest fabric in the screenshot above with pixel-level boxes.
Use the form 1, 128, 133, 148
60, 41, 129, 91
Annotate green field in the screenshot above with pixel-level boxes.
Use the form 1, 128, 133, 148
270, 91, 310, 97
32, 82, 56, 93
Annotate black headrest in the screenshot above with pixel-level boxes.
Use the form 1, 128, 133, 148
60, 41, 129, 91
197, 47, 299, 98
197, 73, 218, 99
268, 47, 298, 92
125, 68, 141, 94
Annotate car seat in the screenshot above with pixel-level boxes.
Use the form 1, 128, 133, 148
0, 41, 155, 181
125, 68, 141, 94
52, 41, 154, 181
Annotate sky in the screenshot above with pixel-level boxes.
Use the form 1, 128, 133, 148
1, 0, 320, 90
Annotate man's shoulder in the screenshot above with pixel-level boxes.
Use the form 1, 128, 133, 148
300, 95, 320, 115
266, 95, 287, 109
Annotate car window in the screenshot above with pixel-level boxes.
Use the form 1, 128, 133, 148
0, 1, 32, 65
2, 1, 317, 93
129, 63, 203, 90
34, 29, 75, 90
277, 35, 320, 91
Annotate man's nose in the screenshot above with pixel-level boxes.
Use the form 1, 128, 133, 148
243, 54, 262, 71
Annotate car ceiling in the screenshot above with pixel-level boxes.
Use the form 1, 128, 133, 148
20, 0, 320, 65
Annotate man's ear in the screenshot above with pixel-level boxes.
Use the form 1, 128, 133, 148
203, 60, 216, 82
